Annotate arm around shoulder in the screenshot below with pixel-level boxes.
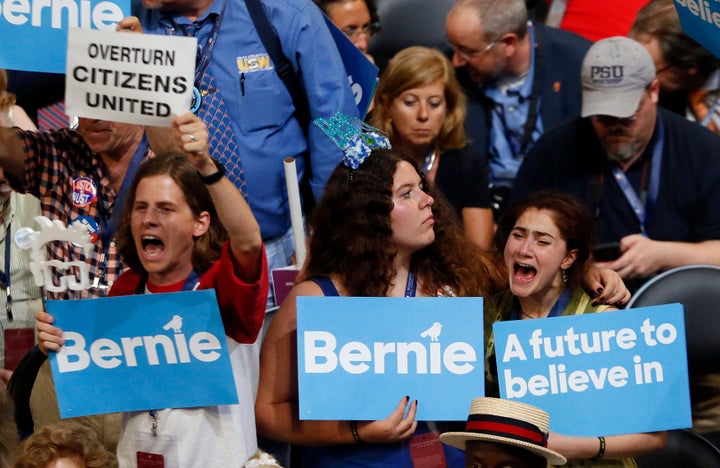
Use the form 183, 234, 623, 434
548, 431, 666, 461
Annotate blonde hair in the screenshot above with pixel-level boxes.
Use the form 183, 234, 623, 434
369, 46, 468, 151
0, 70, 16, 111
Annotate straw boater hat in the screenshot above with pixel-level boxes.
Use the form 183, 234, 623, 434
440, 397, 567, 465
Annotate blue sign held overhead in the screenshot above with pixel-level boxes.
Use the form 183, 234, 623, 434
675, 0, 720, 60
493, 303, 692, 436
297, 296, 485, 422
0, 0, 130, 73
47, 289, 239, 418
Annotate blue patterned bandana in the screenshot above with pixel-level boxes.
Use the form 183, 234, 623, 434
313, 113, 391, 169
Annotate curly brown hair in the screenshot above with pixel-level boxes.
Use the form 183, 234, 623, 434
305, 148, 501, 297
115, 154, 227, 276
14, 422, 117, 468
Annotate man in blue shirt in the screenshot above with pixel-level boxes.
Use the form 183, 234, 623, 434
445, 0, 590, 216
129, 0, 358, 307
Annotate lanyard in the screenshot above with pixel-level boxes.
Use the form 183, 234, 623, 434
610, 117, 665, 236
97, 136, 148, 248
0, 222, 12, 320
92, 137, 149, 290
135, 270, 201, 295
701, 100, 720, 128
141, 268, 200, 436
487, 22, 542, 159
510, 287, 572, 321
405, 271, 417, 297
165, 0, 227, 86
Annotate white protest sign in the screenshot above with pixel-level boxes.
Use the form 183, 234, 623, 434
65, 28, 197, 126
20, 216, 93, 293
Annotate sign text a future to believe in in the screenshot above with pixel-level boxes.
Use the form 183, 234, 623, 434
493, 304, 692, 437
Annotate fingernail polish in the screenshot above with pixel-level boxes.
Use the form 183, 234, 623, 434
597, 287, 604, 293
405, 395, 410, 402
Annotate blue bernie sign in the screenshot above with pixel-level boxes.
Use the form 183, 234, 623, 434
0, 0, 130, 73
494, 303, 692, 436
297, 296, 485, 421
675, 0, 720, 60
47, 290, 238, 418
323, 15, 379, 118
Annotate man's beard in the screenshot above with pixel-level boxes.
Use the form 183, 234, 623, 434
600, 132, 641, 164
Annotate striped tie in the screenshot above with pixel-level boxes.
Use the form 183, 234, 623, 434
37, 100, 69, 130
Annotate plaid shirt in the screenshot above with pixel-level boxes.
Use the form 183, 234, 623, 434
14, 128, 147, 300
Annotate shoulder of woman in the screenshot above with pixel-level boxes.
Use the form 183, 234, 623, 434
291, 280, 325, 297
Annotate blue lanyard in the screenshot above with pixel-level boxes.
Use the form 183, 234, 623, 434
510, 287, 572, 321
135, 270, 201, 294
164, 0, 227, 86
610, 117, 664, 236
405, 271, 417, 297
97, 136, 148, 249
92, 137, 148, 289
701, 100, 720, 128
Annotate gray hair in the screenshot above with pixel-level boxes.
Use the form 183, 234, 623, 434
452, 0, 528, 42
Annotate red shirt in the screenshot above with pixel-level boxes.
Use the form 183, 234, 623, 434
559, 0, 650, 42
109, 242, 268, 344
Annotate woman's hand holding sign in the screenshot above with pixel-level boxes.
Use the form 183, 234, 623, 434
35, 310, 63, 354
355, 396, 418, 444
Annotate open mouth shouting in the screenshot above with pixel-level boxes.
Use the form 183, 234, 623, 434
513, 262, 537, 283
141, 235, 165, 259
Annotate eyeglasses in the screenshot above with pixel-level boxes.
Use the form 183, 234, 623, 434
447, 40, 497, 62
341, 22, 380, 41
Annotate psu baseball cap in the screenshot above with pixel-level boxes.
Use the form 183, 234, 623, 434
581, 36, 656, 118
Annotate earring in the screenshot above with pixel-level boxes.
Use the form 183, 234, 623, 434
561, 269, 568, 283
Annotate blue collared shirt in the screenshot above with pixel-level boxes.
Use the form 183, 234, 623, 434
483, 23, 544, 189
140, 0, 358, 239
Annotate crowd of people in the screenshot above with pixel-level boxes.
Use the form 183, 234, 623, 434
0, 0, 716, 466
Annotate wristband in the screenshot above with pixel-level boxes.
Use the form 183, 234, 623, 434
591, 436, 606, 461
197, 158, 226, 185
350, 420, 363, 444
